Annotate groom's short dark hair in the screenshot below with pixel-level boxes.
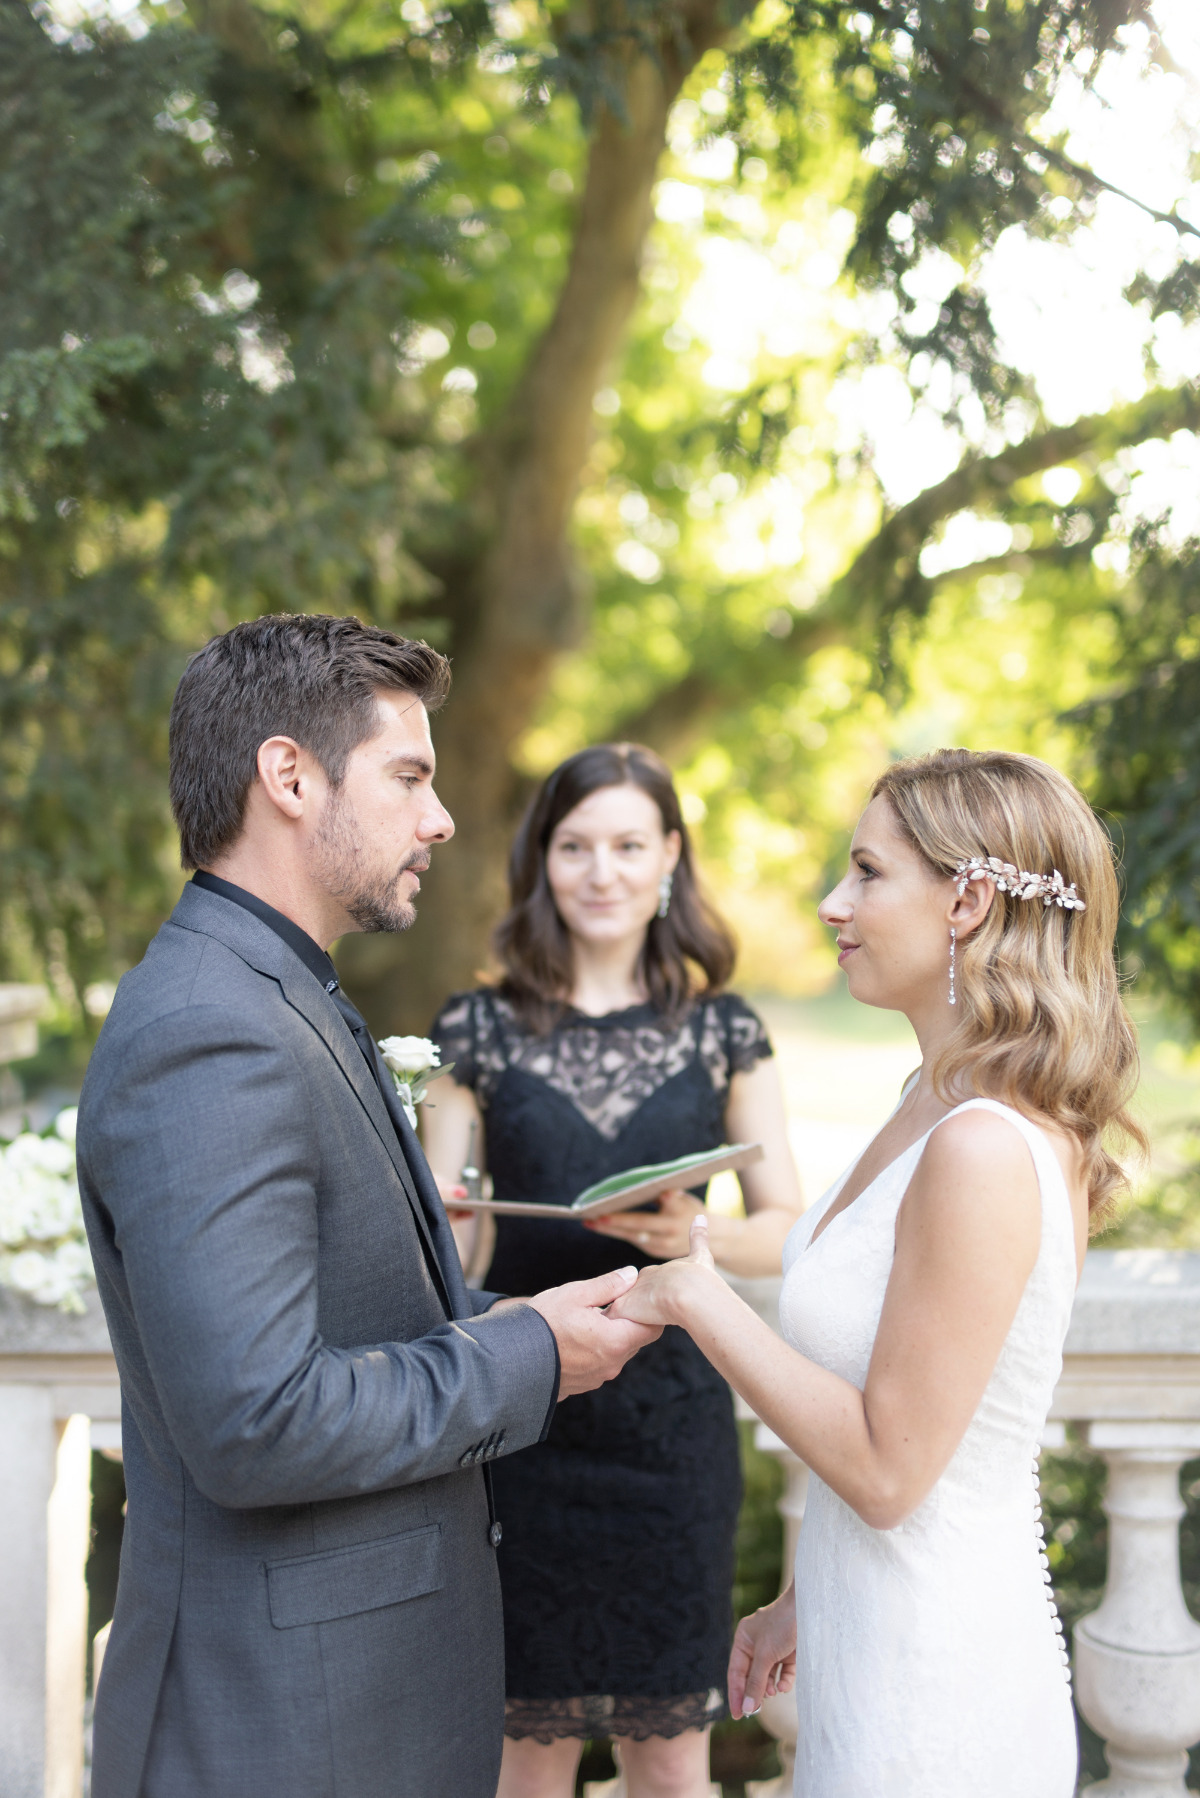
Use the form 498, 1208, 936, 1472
169, 613, 451, 871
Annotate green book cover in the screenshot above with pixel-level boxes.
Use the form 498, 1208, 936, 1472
571, 1144, 745, 1211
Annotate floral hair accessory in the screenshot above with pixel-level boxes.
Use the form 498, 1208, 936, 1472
954, 856, 1085, 911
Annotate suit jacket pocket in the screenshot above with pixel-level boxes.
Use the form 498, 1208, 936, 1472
266, 1524, 443, 1629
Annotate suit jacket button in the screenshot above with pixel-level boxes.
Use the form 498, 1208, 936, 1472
489, 1522, 503, 1548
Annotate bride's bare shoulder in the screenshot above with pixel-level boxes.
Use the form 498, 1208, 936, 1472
921, 1107, 1042, 1183
900, 1109, 1043, 1251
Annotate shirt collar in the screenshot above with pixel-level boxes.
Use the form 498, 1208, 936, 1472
190, 872, 339, 993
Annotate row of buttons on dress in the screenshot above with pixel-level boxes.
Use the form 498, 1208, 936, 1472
1033, 1457, 1072, 1689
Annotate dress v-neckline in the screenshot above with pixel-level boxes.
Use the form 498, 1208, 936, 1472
804, 1094, 1073, 1257
804, 1124, 936, 1253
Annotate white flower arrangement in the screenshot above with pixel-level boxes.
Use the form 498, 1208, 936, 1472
0, 1106, 94, 1313
377, 1036, 454, 1130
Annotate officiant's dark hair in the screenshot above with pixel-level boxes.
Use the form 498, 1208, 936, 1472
494, 743, 736, 1030
170, 613, 450, 870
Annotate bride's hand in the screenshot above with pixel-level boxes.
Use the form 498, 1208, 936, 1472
604, 1214, 720, 1327
727, 1584, 798, 1720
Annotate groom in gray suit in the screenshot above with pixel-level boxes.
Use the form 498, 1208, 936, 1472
77, 614, 658, 1798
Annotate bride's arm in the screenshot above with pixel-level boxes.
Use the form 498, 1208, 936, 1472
608, 1109, 1043, 1529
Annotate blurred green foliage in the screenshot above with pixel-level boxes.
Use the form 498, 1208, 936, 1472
2, 0, 1195, 1030
1072, 527, 1200, 1034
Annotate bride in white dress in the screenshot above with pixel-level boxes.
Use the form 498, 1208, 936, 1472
609, 747, 1145, 1797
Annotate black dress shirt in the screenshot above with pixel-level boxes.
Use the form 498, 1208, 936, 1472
191, 871, 340, 993
190, 871, 382, 1075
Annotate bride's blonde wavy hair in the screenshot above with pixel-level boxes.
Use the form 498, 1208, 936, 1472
871, 748, 1144, 1225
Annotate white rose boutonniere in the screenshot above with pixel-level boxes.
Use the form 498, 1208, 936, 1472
377, 1036, 454, 1130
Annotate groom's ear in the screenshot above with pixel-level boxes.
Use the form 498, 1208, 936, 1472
256, 736, 319, 821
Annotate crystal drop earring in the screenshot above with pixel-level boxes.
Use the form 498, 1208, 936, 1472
948, 926, 957, 1007
657, 872, 673, 919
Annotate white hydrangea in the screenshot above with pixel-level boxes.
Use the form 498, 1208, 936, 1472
0, 1107, 93, 1314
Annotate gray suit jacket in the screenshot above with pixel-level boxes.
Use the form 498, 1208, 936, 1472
77, 883, 559, 1798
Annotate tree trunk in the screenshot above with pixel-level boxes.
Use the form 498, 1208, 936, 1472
342, 1, 728, 1032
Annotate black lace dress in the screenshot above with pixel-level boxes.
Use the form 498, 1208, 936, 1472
430, 989, 773, 1743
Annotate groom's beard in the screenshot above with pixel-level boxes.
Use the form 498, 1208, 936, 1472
311, 790, 428, 934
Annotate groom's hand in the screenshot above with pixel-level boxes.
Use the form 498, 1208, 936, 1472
529, 1268, 662, 1400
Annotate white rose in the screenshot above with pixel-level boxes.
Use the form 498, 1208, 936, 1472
378, 1036, 441, 1078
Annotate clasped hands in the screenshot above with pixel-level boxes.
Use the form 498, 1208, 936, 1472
484, 1213, 723, 1399
520, 1219, 719, 1397
437, 1178, 721, 1390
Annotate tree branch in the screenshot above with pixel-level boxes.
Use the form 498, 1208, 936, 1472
611, 613, 846, 755
835, 383, 1200, 629
606, 383, 1200, 757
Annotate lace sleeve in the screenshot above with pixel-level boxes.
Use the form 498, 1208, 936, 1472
719, 993, 773, 1075
696, 993, 773, 1097
429, 991, 482, 1091
429, 990, 510, 1106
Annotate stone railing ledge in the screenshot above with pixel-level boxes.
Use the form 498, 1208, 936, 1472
1065, 1249, 1200, 1356
0, 1284, 112, 1357
0, 982, 48, 1065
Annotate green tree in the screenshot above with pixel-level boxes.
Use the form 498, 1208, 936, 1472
1070, 526, 1200, 1029
2, 0, 1195, 1028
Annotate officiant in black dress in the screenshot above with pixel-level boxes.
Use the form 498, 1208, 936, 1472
424, 743, 804, 1798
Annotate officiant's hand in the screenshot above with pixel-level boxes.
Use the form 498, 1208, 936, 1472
727, 1583, 798, 1720
586, 1187, 702, 1259
529, 1267, 663, 1399
604, 1215, 723, 1327
434, 1178, 475, 1221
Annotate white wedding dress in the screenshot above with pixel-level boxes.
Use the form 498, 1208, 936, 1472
778, 1096, 1079, 1797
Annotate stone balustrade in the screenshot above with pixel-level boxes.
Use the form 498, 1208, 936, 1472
4, 1245, 1200, 1793
1053, 1249, 1200, 1797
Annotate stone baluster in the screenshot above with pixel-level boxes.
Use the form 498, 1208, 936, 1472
1073, 1422, 1200, 1796
0, 1290, 120, 1798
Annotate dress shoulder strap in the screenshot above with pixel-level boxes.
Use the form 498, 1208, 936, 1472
928, 1098, 1076, 1256
931, 1096, 1056, 1171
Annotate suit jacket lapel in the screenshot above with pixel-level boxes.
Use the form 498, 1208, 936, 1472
370, 1077, 473, 1320
170, 886, 460, 1318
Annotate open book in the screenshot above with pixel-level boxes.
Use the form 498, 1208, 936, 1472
446, 1142, 764, 1219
